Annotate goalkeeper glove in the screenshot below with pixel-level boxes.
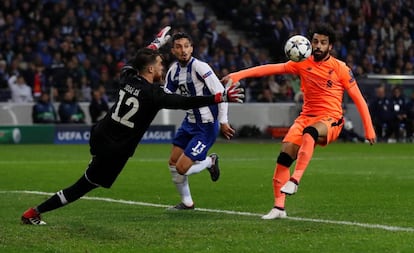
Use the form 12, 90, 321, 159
214, 81, 244, 103
147, 26, 171, 50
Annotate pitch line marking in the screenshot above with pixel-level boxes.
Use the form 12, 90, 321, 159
3, 190, 414, 233
1, 155, 413, 165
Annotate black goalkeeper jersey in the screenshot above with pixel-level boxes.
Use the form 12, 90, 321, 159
90, 67, 217, 157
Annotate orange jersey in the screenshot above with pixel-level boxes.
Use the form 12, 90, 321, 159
285, 56, 353, 119
229, 56, 376, 140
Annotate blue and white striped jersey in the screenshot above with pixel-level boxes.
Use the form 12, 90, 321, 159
164, 57, 228, 124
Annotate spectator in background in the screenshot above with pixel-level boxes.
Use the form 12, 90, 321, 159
339, 106, 365, 143
0, 60, 9, 89
0, 60, 10, 100
173, 9, 190, 31
183, 2, 196, 23
389, 86, 411, 142
32, 91, 58, 124
8, 74, 33, 103
276, 78, 294, 102
58, 89, 85, 123
89, 85, 109, 123
369, 85, 393, 142
79, 76, 92, 102
98, 67, 117, 101
257, 87, 276, 103
407, 91, 414, 142
31, 64, 47, 99
197, 8, 213, 35
265, 75, 281, 97
2, 0, 414, 105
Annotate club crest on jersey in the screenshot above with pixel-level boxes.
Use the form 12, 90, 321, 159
202, 71, 212, 79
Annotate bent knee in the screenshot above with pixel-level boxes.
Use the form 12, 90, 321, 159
303, 126, 319, 142
175, 166, 186, 175
277, 152, 294, 167
175, 156, 194, 175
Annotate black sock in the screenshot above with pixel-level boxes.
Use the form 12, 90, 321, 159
36, 175, 97, 213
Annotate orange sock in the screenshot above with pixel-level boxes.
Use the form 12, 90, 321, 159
272, 164, 290, 209
291, 133, 315, 183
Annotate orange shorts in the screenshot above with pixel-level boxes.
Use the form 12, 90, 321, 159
283, 115, 344, 146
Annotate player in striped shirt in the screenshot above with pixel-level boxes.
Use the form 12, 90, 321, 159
164, 32, 234, 210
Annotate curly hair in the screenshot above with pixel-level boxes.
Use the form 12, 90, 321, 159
309, 23, 336, 45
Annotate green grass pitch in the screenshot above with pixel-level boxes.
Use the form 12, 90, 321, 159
1, 142, 414, 252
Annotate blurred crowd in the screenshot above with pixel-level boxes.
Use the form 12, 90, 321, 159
205, 0, 414, 102
1, 0, 414, 123
207, 0, 414, 73
369, 85, 414, 142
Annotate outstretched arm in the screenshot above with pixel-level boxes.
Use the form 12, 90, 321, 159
225, 64, 287, 83
157, 82, 244, 110
347, 85, 376, 144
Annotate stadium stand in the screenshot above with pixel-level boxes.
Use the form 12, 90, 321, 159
0, 0, 413, 105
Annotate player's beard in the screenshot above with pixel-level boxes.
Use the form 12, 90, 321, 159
154, 76, 162, 83
153, 72, 163, 83
312, 48, 329, 62
178, 54, 191, 66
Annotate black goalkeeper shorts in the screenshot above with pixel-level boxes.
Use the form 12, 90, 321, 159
85, 154, 129, 188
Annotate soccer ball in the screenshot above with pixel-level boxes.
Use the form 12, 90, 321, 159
284, 35, 312, 62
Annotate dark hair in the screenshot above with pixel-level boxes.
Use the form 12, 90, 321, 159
310, 23, 336, 45
130, 48, 161, 72
171, 32, 193, 45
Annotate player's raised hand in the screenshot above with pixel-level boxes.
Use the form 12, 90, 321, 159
147, 26, 171, 50
214, 81, 244, 103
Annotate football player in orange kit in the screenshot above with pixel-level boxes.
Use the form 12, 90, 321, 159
224, 23, 376, 219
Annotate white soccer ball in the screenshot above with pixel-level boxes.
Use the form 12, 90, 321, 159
284, 35, 312, 62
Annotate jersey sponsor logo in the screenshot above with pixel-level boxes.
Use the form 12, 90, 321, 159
202, 71, 212, 79
178, 84, 190, 96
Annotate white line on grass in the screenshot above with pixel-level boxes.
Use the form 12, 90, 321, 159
3, 190, 414, 232
1, 155, 413, 165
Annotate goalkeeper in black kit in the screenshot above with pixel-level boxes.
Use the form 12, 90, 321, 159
21, 26, 244, 225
